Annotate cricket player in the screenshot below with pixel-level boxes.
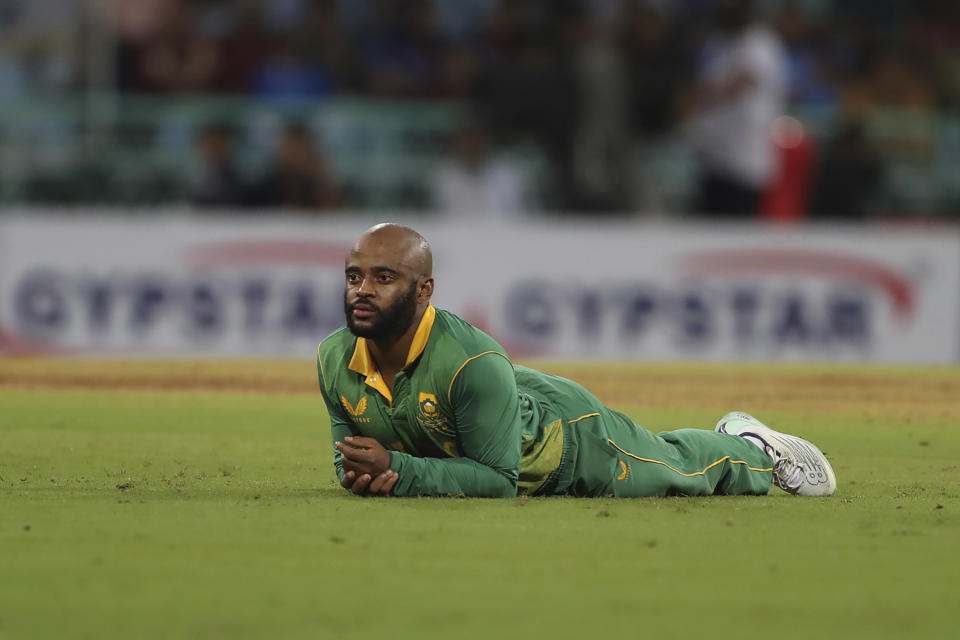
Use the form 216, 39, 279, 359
317, 223, 837, 498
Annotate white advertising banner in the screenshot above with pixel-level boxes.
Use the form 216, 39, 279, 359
1, 214, 958, 363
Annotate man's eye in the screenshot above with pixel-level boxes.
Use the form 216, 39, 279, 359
377, 274, 394, 282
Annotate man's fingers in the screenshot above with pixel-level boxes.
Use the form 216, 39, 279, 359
340, 470, 356, 489
336, 441, 374, 461
381, 471, 399, 495
351, 473, 372, 496
336, 440, 390, 479
368, 470, 397, 496
344, 436, 379, 449
336, 442, 363, 463
367, 471, 388, 494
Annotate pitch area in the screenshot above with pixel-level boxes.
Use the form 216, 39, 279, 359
1, 359, 958, 639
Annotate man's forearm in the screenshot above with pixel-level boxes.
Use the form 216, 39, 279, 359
388, 452, 518, 498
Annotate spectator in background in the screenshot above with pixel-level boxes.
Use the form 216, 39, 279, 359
214, 1, 278, 93
127, 0, 221, 93
863, 47, 936, 111
361, 0, 448, 97
114, 0, 171, 91
622, 1, 688, 153
570, 10, 630, 212
619, 1, 692, 212
475, 1, 580, 210
0, 0, 83, 95
190, 123, 247, 208
250, 123, 342, 210
435, 43, 479, 98
774, 2, 839, 111
249, 39, 336, 100
428, 119, 535, 218
810, 122, 882, 219
243, 0, 359, 100
684, 0, 788, 217
909, 1, 960, 109
290, 0, 363, 94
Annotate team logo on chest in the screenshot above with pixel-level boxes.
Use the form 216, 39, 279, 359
416, 392, 448, 431
341, 395, 371, 423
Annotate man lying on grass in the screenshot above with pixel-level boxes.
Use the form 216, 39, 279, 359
317, 223, 837, 498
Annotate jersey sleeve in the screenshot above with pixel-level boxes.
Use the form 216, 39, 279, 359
317, 354, 358, 484
388, 352, 521, 497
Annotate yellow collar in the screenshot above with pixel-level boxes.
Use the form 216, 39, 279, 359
347, 304, 436, 403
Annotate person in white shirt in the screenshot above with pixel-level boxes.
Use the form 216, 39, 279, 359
429, 120, 535, 219
685, 0, 788, 217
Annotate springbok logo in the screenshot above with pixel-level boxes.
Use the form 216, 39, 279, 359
416, 392, 448, 431
341, 395, 368, 418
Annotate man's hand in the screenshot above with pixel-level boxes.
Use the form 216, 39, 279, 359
336, 436, 396, 496
340, 468, 399, 496
337, 436, 391, 475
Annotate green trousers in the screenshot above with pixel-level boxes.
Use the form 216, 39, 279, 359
551, 408, 774, 498
515, 367, 774, 498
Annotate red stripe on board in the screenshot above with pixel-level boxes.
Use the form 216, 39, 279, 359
679, 250, 914, 319
0, 323, 62, 355
184, 240, 350, 267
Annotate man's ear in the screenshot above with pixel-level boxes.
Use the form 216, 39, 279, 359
418, 277, 435, 303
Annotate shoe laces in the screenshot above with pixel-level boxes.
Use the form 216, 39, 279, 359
772, 456, 806, 493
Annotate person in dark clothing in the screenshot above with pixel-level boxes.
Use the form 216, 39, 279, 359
810, 122, 882, 219
250, 123, 342, 211
191, 123, 247, 208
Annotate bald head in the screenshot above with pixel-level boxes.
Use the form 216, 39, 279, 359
352, 223, 433, 278
343, 223, 435, 342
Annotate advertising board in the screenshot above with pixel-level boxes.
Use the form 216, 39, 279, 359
1, 214, 957, 363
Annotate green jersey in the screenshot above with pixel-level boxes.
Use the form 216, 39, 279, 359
317, 305, 573, 497
318, 305, 774, 498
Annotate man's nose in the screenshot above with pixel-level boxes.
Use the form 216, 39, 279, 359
356, 279, 374, 296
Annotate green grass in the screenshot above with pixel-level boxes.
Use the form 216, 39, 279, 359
2, 372, 959, 640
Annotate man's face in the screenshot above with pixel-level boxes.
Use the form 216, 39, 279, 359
343, 278, 419, 341
343, 243, 423, 341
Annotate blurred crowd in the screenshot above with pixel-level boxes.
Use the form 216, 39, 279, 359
1, 0, 959, 217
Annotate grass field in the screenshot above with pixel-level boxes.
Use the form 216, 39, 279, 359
1, 358, 958, 640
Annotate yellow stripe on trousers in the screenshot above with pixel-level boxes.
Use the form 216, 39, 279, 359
607, 439, 773, 476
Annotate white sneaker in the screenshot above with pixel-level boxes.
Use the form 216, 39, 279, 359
715, 411, 837, 497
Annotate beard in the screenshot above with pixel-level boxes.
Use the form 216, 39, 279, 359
344, 282, 419, 342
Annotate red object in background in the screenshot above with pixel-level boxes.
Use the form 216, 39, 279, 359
761, 116, 816, 224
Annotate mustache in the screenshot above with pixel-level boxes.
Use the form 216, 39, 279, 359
348, 300, 379, 312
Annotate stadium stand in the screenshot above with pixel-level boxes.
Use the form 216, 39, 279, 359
0, 0, 957, 218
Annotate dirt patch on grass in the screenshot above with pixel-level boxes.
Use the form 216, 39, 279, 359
542, 363, 960, 419
1, 358, 958, 419
0, 358, 316, 394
